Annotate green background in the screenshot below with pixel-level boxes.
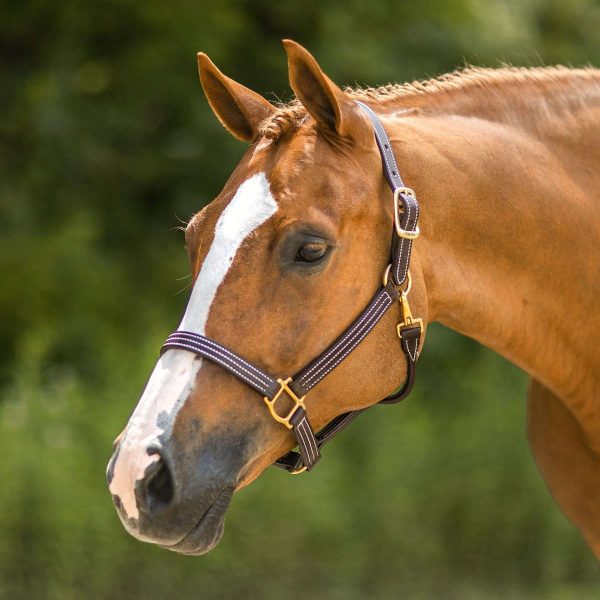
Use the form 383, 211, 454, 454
1, 0, 599, 598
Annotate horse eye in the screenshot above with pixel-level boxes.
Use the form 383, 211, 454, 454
295, 242, 329, 263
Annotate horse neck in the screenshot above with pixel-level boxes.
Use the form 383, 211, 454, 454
383, 78, 600, 417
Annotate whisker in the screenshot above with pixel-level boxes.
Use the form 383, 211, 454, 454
174, 213, 189, 226
173, 281, 193, 296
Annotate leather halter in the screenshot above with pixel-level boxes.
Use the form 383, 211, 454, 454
161, 102, 423, 474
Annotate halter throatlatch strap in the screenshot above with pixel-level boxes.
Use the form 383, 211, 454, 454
161, 101, 422, 474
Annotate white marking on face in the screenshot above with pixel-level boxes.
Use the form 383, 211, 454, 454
108, 351, 201, 521
178, 171, 278, 332
109, 172, 278, 520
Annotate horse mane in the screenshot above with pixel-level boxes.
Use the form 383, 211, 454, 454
258, 65, 600, 141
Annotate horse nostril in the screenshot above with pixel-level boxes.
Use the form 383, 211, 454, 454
142, 454, 175, 511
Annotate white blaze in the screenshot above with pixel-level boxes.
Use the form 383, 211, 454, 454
109, 172, 277, 519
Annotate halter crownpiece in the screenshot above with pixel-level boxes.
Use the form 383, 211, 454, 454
161, 102, 423, 474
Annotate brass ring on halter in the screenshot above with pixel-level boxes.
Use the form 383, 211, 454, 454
382, 264, 392, 286
383, 265, 412, 296
394, 187, 420, 239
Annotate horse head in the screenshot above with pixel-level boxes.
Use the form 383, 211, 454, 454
107, 40, 427, 555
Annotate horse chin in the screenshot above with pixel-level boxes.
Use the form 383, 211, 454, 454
160, 488, 232, 556
162, 517, 226, 556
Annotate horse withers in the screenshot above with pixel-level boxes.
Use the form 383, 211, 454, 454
107, 40, 600, 557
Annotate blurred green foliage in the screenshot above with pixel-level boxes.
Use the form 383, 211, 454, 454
1, 0, 599, 598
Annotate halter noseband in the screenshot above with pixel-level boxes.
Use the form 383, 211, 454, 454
161, 102, 423, 474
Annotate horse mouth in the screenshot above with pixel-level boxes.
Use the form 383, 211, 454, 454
162, 487, 233, 555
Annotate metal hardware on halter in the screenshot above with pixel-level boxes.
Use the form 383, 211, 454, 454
382, 268, 424, 335
395, 272, 424, 334
290, 465, 308, 475
398, 290, 424, 335
263, 377, 306, 429
394, 187, 420, 239
382, 263, 411, 291
382, 264, 392, 287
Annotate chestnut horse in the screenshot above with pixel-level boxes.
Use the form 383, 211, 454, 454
107, 40, 600, 558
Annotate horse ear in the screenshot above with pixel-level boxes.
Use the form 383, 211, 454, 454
283, 39, 361, 137
197, 53, 276, 142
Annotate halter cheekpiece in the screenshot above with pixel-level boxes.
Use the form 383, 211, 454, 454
161, 102, 423, 474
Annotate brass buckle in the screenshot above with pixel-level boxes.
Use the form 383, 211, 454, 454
393, 187, 420, 239
264, 377, 306, 430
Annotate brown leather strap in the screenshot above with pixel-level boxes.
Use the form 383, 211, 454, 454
161, 331, 278, 397
291, 282, 399, 397
355, 101, 419, 288
289, 408, 319, 470
379, 324, 421, 403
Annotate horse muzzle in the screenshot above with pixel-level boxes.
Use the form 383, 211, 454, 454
106, 432, 243, 555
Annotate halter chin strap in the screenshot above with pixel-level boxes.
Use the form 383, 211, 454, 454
161, 102, 422, 474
